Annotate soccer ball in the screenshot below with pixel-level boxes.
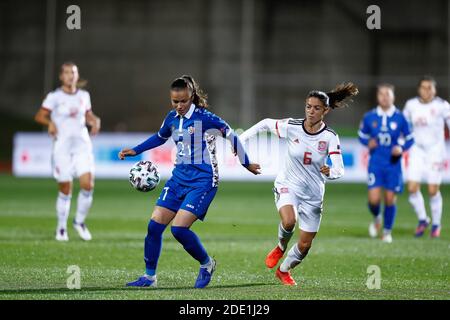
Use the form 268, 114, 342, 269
129, 160, 160, 192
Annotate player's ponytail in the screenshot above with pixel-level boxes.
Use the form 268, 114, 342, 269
326, 82, 359, 109
307, 82, 358, 110
171, 75, 208, 108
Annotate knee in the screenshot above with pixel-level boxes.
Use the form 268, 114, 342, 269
80, 181, 94, 191
299, 240, 312, 254
59, 183, 72, 195
428, 187, 440, 197
282, 219, 296, 232
408, 184, 419, 194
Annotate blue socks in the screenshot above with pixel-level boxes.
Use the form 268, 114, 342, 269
368, 203, 381, 218
383, 205, 397, 231
171, 226, 210, 265
144, 220, 167, 276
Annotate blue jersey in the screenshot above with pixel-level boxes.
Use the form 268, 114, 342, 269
133, 104, 250, 188
358, 106, 414, 167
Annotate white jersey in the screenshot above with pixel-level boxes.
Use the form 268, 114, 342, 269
240, 118, 344, 205
42, 88, 92, 142
403, 97, 450, 156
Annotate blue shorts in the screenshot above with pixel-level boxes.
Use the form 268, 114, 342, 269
156, 178, 218, 220
367, 163, 403, 194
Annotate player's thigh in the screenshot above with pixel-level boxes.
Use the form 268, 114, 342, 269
384, 190, 397, 206
79, 172, 94, 191
178, 185, 218, 222
52, 148, 73, 184
385, 165, 403, 195
297, 202, 322, 233
367, 164, 383, 191
172, 209, 198, 228
273, 183, 298, 227
407, 147, 424, 185
426, 160, 443, 191
368, 187, 382, 205
73, 150, 95, 182
151, 206, 176, 225
58, 181, 72, 195
427, 184, 440, 197
298, 229, 317, 250
155, 179, 184, 214
278, 205, 297, 230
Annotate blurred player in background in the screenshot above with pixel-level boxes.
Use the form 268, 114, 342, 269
119, 75, 260, 288
403, 76, 450, 238
240, 83, 358, 286
34, 62, 101, 241
358, 84, 414, 243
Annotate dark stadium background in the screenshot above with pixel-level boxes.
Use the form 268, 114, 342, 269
1, 0, 449, 169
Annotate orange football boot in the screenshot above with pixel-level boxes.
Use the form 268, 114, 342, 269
265, 245, 284, 269
275, 267, 297, 286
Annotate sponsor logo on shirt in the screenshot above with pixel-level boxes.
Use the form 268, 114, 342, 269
280, 187, 289, 193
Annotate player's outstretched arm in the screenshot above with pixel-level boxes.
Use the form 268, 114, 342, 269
118, 133, 168, 160
239, 118, 280, 142
227, 130, 261, 175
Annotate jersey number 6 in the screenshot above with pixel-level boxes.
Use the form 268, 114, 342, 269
303, 152, 312, 165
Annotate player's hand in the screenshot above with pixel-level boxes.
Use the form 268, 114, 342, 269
368, 138, 378, 149
246, 163, 261, 175
118, 148, 136, 160
90, 121, 101, 136
48, 121, 57, 137
320, 165, 330, 177
391, 145, 403, 157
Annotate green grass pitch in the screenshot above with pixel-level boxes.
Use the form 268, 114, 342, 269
0, 175, 449, 300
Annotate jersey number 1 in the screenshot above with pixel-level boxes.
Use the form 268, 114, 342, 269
303, 152, 312, 165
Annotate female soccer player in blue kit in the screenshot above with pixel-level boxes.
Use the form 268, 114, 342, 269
358, 84, 414, 243
119, 75, 260, 288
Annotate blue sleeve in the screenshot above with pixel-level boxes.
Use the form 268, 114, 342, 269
132, 112, 173, 155
157, 111, 174, 139
400, 115, 414, 151
207, 113, 250, 167
132, 134, 167, 155
358, 114, 371, 146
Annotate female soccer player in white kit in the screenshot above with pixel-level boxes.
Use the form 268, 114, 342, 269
240, 83, 358, 285
403, 76, 450, 238
34, 62, 101, 241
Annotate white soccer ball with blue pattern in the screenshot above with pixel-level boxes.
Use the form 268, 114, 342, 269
129, 161, 160, 192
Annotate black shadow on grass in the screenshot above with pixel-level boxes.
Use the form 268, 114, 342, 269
0, 282, 272, 296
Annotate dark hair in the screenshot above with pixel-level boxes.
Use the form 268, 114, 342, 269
170, 75, 208, 108
377, 83, 395, 92
59, 61, 87, 88
418, 75, 437, 88
307, 82, 359, 109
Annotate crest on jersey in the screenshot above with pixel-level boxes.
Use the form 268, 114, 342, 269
372, 120, 378, 128
318, 141, 327, 152
188, 126, 195, 135
389, 122, 397, 130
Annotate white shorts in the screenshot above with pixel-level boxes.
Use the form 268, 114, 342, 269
407, 146, 444, 185
52, 137, 94, 183
273, 181, 323, 233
